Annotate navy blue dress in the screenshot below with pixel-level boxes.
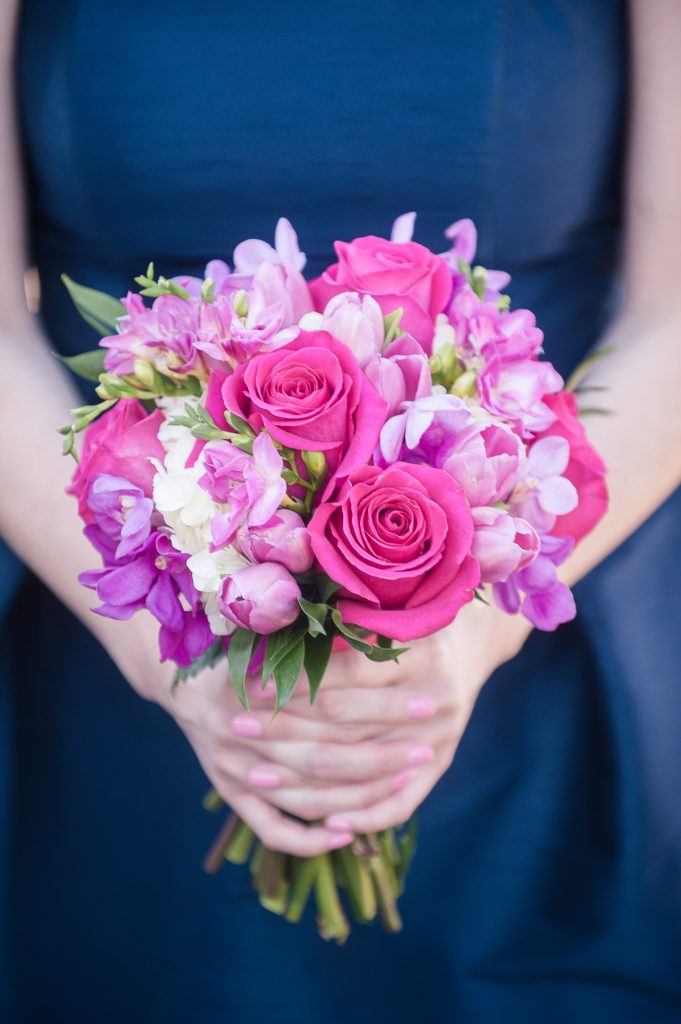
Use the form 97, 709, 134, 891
3, 2, 681, 1021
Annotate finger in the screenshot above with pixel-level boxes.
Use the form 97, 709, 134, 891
284, 685, 438, 727
244, 737, 435, 784
323, 756, 447, 833
229, 708, 378, 746
222, 784, 354, 856
319, 648, 403, 690
255, 767, 419, 822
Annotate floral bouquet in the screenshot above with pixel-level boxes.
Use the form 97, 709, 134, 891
60, 213, 608, 942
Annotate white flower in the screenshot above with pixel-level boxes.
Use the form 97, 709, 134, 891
186, 547, 247, 594
202, 593, 236, 637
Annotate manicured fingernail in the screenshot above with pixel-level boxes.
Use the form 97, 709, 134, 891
408, 696, 436, 719
392, 768, 417, 791
248, 768, 281, 789
328, 832, 354, 849
407, 744, 434, 767
326, 816, 353, 833
231, 715, 263, 738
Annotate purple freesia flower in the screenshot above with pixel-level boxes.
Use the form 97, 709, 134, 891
440, 218, 511, 301
102, 292, 205, 379
478, 354, 563, 437
199, 434, 286, 550
194, 280, 299, 367
85, 474, 154, 560
509, 435, 578, 534
493, 532, 576, 631
379, 394, 471, 466
80, 481, 213, 668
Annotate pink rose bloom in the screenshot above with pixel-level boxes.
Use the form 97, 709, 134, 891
218, 561, 301, 635
471, 507, 539, 583
237, 509, 314, 575
310, 236, 452, 348
534, 391, 608, 542
211, 330, 388, 497
308, 462, 480, 640
68, 400, 165, 523
365, 335, 432, 418
478, 355, 563, 436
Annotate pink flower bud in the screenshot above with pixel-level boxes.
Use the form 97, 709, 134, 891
218, 562, 302, 635
471, 507, 539, 584
237, 510, 314, 574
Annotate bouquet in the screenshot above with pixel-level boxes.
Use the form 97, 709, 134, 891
60, 213, 608, 942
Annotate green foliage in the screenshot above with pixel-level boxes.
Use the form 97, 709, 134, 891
303, 631, 334, 703
61, 275, 125, 335
227, 628, 258, 709
57, 348, 107, 382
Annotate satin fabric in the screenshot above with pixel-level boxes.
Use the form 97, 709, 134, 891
2, 2, 680, 1021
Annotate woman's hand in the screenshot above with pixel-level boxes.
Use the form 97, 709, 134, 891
112, 598, 528, 852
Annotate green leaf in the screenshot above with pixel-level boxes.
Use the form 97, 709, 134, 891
297, 597, 328, 637
262, 625, 306, 684
227, 629, 258, 709
330, 609, 408, 661
61, 275, 125, 336
303, 632, 334, 703
226, 411, 255, 436
273, 636, 306, 712
315, 572, 341, 604
57, 348, 107, 383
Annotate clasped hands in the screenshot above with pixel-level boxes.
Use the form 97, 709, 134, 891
164, 602, 531, 856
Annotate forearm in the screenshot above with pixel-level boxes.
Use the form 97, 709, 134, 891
560, 306, 681, 588
0, 313, 161, 682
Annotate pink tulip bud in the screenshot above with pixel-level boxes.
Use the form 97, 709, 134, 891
237, 510, 314, 574
218, 562, 301, 635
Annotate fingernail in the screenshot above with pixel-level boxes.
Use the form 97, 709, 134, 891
408, 696, 436, 719
328, 832, 354, 849
326, 816, 353, 833
392, 768, 417, 791
407, 744, 434, 767
248, 768, 281, 789
231, 715, 263, 738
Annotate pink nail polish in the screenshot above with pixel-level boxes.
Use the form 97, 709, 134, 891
328, 832, 354, 849
231, 715, 263, 738
248, 768, 281, 790
407, 744, 434, 767
392, 768, 417, 791
326, 816, 353, 833
408, 696, 436, 720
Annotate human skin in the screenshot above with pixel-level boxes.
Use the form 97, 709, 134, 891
1, 0, 680, 853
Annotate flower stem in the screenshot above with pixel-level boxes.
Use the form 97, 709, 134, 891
203, 811, 242, 874
224, 821, 255, 865
333, 845, 377, 923
315, 853, 350, 944
285, 855, 321, 923
354, 832, 403, 933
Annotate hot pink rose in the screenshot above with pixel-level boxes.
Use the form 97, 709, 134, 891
68, 399, 165, 523
535, 392, 608, 543
309, 462, 479, 640
310, 236, 452, 348
212, 331, 388, 497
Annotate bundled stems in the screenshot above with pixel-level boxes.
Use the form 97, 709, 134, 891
203, 806, 416, 942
